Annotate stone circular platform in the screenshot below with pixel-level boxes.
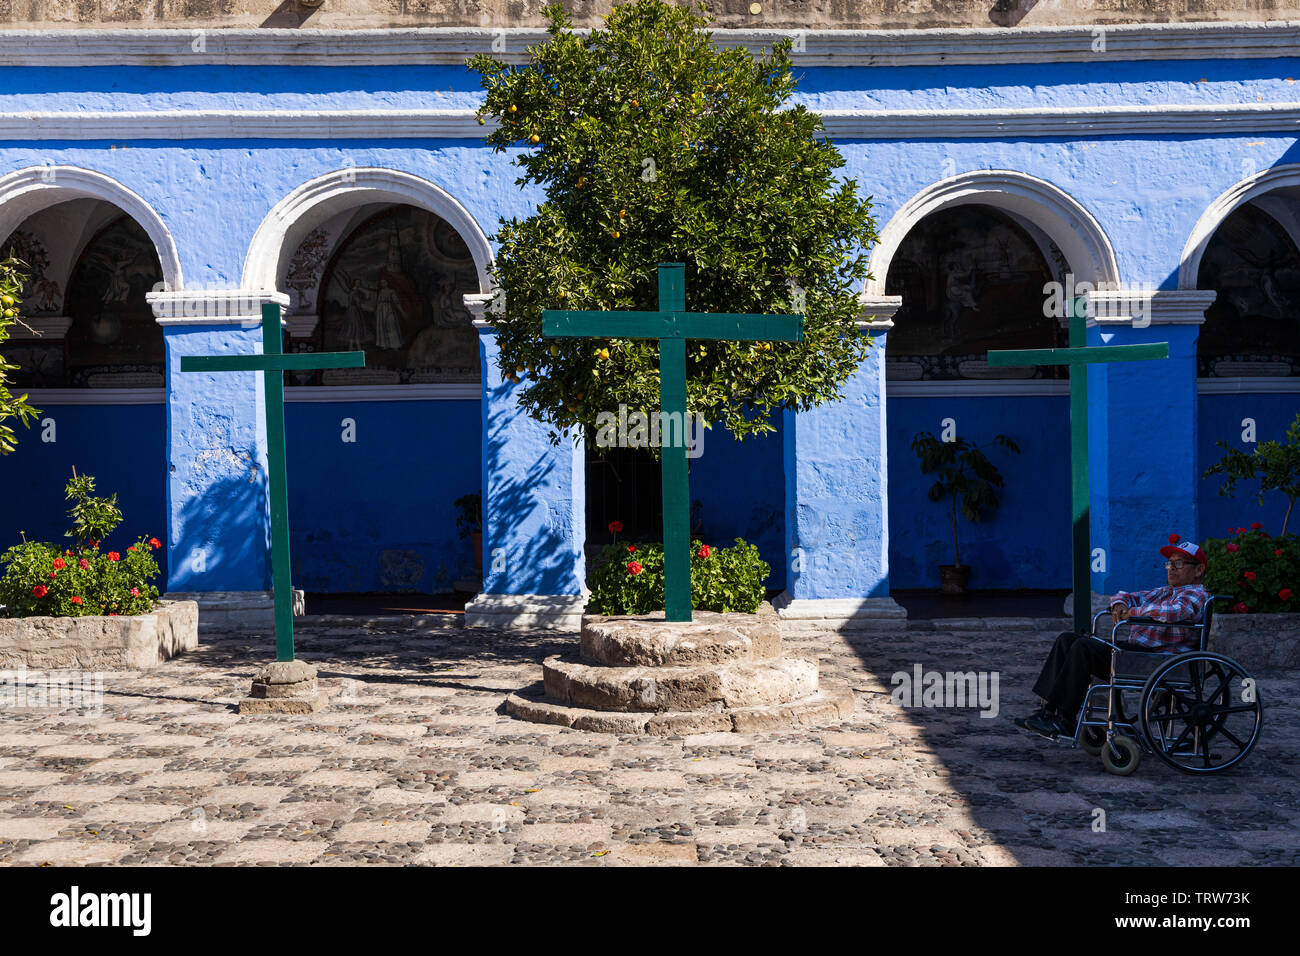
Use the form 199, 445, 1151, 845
505, 603, 854, 734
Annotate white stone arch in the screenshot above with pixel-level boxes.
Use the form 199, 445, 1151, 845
1179, 163, 1300, 290
0, 165, 183, 289
865, 170, 1121, 296
242, 167, 495, 295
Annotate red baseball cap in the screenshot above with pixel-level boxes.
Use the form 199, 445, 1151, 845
1160, 539, 1207, 567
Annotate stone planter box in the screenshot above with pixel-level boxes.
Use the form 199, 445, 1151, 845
0, 600, 199, 670
1209, 613, 1300, 670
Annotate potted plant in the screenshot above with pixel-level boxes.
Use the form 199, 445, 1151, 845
911, 431, 1021, 593
455, 491, 482, 575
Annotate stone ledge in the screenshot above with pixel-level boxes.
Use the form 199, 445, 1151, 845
504, 680, 854, 736
772, 596, 908, 631
463, 593, 585, 631
162, 590, 304, 633
1209, 613, 1300, 669
0, 600, 198, 670
580, 602, 781, 666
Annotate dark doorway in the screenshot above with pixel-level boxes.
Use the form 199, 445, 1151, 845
586, 440, 663, 546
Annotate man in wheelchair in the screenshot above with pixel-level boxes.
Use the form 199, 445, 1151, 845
1014, 538, 1210, 739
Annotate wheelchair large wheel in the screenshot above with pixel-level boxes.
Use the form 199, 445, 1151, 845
1139, 652, 1263, 774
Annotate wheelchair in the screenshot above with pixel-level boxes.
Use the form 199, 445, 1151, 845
1059, 595, 1264, 775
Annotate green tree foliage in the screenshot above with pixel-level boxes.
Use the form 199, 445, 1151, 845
911, 432, 1021, 567
467, 0, 879, 442
0, 250, 41, 454
1203, 413, 1300, 535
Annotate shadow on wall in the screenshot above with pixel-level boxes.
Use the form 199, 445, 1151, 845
171, 467, 270, 592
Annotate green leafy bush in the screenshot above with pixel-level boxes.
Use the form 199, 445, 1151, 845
586, 535, 768, 615
1, 249, 41, 454
1204, 525, 1298, 614
0, 473, 162, 618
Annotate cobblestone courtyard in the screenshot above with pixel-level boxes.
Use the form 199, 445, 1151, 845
1, 616, 1296, 866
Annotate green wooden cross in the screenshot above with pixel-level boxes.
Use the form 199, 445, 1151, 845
180, 302, 364, 661
543, 262, 803, 622
987, 296, 1168, 634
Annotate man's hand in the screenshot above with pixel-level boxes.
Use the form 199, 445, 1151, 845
1110, 602, 1132, 624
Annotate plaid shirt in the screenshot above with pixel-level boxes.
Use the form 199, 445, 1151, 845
1109, 584, 1210, 651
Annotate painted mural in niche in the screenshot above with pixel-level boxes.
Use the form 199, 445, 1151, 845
1197, 203, 1300, 377
883, 205, 1066, 380
1, 229, 64, 388
302, 206, 479, 385
6, 218, 163, 388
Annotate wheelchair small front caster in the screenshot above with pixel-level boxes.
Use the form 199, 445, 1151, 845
1079, 726, 1105, 756
1100, 735, 1141, 775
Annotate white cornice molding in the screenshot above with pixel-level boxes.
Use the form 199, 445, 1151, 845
9, 102, 1300, 141
886, 379, 1070, 397
1197, 376, 1300, 393
857, 294, 901, 330
7, 315, 72, 339
1086, 288, 1217, 326
23, 388, 164, 404
1, 22, 1298, 67
285, 313, 320, 339
146, 289, 289, 325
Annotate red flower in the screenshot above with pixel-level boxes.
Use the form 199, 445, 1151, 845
627, 545, 637, 553
1280, 589, 1293, 601
607, 521, 623, 534
627, 561, 643, 576
148, 537, 161, 550
70, 596, 82, 605
1251, 522, 1262, 530
1276, 549, 1284, 556
108, 552, 120, 561
697, 544, 711, 558
130, 587, 140, 597
1243, 571, 1257, 581
127, 546, 136, 552
1168, 533, 1180, 544
1226, 543, 1239, 553
78, 558, 89, 570
52, 558, 65, 570
32, 585, 47, 598
65, 550, 73, 556
1236, 527, 1247, 534
109, 613, 118, 616
88, 539, 98, 548
48, 571, 57, 579
1232, 601, 1248, 614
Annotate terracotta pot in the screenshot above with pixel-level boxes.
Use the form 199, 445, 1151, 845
471, 532, 483, 574
939, 564, 969, 594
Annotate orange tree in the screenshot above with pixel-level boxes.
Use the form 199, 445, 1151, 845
467, 0, 879, 442
0, 251, 40, 454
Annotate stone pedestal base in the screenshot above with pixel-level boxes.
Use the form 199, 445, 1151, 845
238, 659, 327, 714
505, 602, 854, 734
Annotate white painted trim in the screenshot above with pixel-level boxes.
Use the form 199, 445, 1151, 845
242, 167, 495, 301
283, 384, 480, 402
285, 313, 320, 339
867, 170, 1121, 296
1087, 288, 1217, 327
22, 388, 164, 405
147, 289, 289, 325
1, 22, 1298, 67
772, 595, 908, 631
886, 380, 1070, 397
857, 294, 901, 329
1179, 163, 1300, 290
1197, 377, 1300, 393
0, 166, 183, 290
6, 315, 71, 340
7, 102, 1300, 142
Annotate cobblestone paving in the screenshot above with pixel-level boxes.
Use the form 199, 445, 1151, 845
1, 616, 1296, 866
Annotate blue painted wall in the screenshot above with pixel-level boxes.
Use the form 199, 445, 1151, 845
284, 399, 480, 593
1198, 393, 1300, 541
887, 394, 1072, 590
688, 416, 785, 592
0, 404, 168, 580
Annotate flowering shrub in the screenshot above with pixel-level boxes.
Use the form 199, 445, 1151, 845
1204, 525, 1299, 614
586, 534, 768, 615
0, 473, 161, 618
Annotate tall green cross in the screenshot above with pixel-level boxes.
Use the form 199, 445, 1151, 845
987, 295, 1168, 634
543, 262, 803, 622
180, 302, 364, 661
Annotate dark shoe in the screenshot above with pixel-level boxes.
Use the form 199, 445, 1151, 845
1012, 708, 1050, 732
1022, 712, 1067, 739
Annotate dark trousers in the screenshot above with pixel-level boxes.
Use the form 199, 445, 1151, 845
1031, 631, 1144, 722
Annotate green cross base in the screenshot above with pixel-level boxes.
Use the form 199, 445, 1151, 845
543, 263, 803, 622
987, 300, 1169, 634
180, 302, 364, 661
